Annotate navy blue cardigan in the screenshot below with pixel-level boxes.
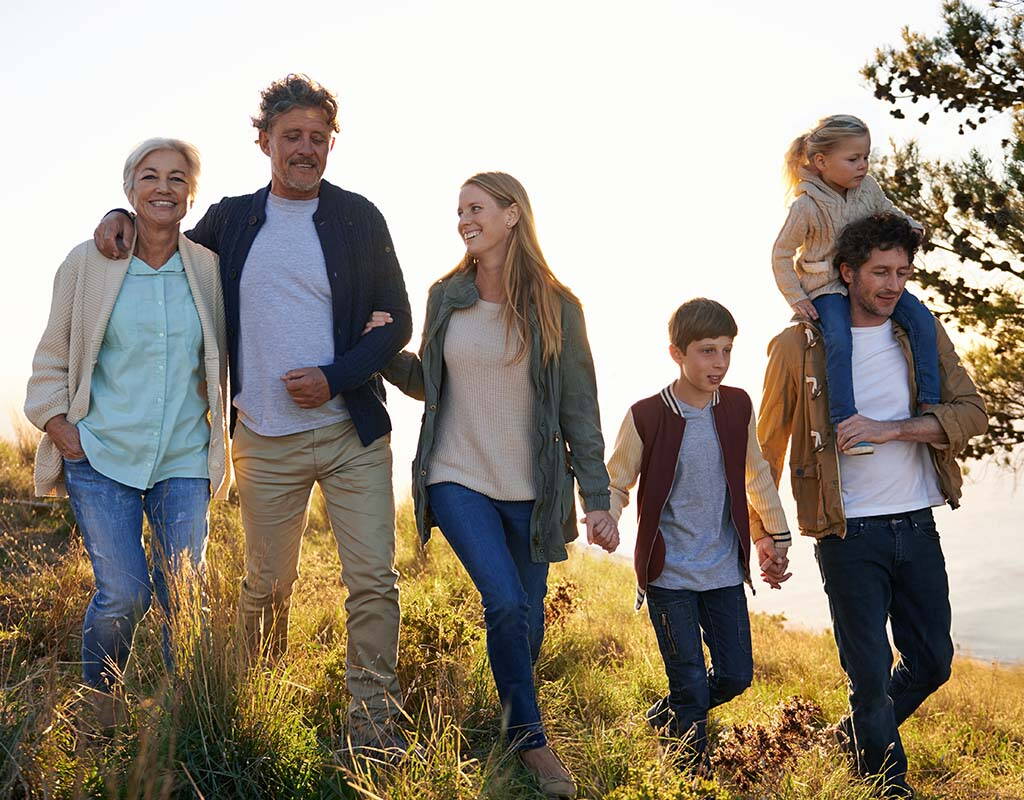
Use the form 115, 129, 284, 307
185, 180, 412, 446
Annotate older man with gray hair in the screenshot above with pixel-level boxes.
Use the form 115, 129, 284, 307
94, 74, 413, 754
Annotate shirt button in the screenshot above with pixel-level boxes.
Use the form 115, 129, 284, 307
159, 332, 164, 338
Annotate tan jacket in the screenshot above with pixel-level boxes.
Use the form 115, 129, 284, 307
24, 237, 230, 499
757, 318, 987, 538
771, 170, 916, 305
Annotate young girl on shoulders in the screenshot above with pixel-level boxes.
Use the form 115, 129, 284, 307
772, 114, 940, 455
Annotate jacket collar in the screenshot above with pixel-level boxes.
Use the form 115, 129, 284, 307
441, 267, 481, 309
247, 179, 341, 221
796, 166, 863, 208
660, 383, 719, 416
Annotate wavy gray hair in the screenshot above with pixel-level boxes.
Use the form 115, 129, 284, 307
122, 138, 201, 206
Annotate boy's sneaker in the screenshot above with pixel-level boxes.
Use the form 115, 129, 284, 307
843, 442, 874, 456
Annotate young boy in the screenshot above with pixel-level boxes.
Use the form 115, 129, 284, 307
607, 297, 792, 767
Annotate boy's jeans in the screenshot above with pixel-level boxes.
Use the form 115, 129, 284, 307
812, 291, 940, 425
815, 507, 953, 795
63, 457, 209, 693
644, 582, 753, 760
427, 482, 549, 751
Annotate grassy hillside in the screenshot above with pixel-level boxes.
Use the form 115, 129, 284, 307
1, 435, 1022, 800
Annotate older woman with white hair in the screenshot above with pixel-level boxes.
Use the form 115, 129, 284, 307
25, 138, 228, 726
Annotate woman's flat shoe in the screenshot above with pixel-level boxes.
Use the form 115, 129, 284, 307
518, 746, 577, 799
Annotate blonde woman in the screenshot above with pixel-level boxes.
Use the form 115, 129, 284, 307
25, 139, 228, 726
379, 172, 616, 798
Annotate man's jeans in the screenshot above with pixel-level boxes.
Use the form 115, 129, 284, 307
63, 457, 209, 693
815, 507, 953, 793
644, 582, 753, 761
231, 420, 402, 743
427, 482, 549, 751
813, 291, 941, 425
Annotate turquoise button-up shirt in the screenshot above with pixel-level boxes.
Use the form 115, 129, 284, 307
78, 252, 210, 489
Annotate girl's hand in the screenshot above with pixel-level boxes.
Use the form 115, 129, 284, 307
362, 311, 393, 336
582, 510, 619, 553
792, 299, 819, 321
44, 414, 85, 460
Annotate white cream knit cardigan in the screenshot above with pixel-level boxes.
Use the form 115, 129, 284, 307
24, 236, 230, 499
771, 169, 917, 305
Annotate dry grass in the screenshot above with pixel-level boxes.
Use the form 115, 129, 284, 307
1, 436, 1022, 799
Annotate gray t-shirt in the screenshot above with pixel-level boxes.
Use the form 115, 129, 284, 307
234, 192, 349, 436
650, 394, 743, 592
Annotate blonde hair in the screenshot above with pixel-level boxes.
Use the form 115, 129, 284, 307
784, 115, 869, 196
449, 172, 577, 365
123, 137, 202, 206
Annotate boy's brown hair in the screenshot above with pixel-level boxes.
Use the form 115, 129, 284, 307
669, 298, 738, 351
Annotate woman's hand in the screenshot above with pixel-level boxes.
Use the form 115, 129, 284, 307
582, 510, 619, 553
44, 414, 85, 460
791, 299, 818, 321
362, 311, 393, 336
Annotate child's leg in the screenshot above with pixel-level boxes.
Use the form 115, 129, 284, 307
891, 290, 941, 406
644, 585, 710, 759
811, 293, 857, 425
697, 584, 753, 710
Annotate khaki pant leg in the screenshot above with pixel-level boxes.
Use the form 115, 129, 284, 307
232, 422, 316, 660
314, 421, 402, 738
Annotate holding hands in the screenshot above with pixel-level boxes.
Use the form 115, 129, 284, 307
582, 510, 619, 553
756, 535, 792, 590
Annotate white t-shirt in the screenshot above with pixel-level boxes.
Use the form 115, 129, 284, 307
839, 319, 945, 518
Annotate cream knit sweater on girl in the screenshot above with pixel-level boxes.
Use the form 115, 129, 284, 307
771, 168, 917, 306
426, 299, 536, 501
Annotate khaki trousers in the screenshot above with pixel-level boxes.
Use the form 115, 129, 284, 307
232, 419, 402, 737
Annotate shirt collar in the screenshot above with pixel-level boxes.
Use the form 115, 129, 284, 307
128, 251, 184, 275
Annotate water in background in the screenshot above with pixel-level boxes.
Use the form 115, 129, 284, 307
613, 464, 1023, 664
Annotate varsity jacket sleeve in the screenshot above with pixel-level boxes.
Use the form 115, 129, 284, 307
745, 410, 791, 547
25, 246, 82, 430
757, 328, 801, 487
771, 200, 812, 307
606, 408, 642, 522
319, 204, 413, 396
921, 319, 988, 456
559, 301, 611, 513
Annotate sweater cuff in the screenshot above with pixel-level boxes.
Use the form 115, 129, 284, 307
770, 530, 792, 546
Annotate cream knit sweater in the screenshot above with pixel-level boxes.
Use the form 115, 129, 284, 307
771, 169, 917, 305
426, 299, 536, 501
25, 237, 230, 499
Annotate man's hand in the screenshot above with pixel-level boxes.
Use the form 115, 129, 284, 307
756, 536, 792, 590
581, 509, 619, 553
282, 367, 332, 408
44, 414, 85, 460
791, 299, 819, 321
836, 414, 898, 452
362, 311, 393, 336
94, 211, 135, 259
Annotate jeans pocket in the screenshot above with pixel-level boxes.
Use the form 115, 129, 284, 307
911, 514, 940, 541
658, 611, 679, 658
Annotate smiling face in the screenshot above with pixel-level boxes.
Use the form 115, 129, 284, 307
671, 336, 733, 401
813, 134, 870, 194
841, 246, 913, 325
128, 149, 191, 230
259, 105, 335, 200
457, 183, 519, 264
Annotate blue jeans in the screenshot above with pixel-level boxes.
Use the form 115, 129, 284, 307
644, 583, 753, 762
63, 457, 210, 692
427, 482, 548, 750
815, 508, 952, 795
813, 291, 940, 425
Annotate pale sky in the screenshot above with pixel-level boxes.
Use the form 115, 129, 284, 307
2, 0, 1019, 656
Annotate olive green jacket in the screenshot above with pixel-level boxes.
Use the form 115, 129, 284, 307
382, 269, 611, 563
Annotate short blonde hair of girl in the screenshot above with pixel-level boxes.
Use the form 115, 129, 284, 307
784, 115, 869, 196
122, 138, 202, 206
